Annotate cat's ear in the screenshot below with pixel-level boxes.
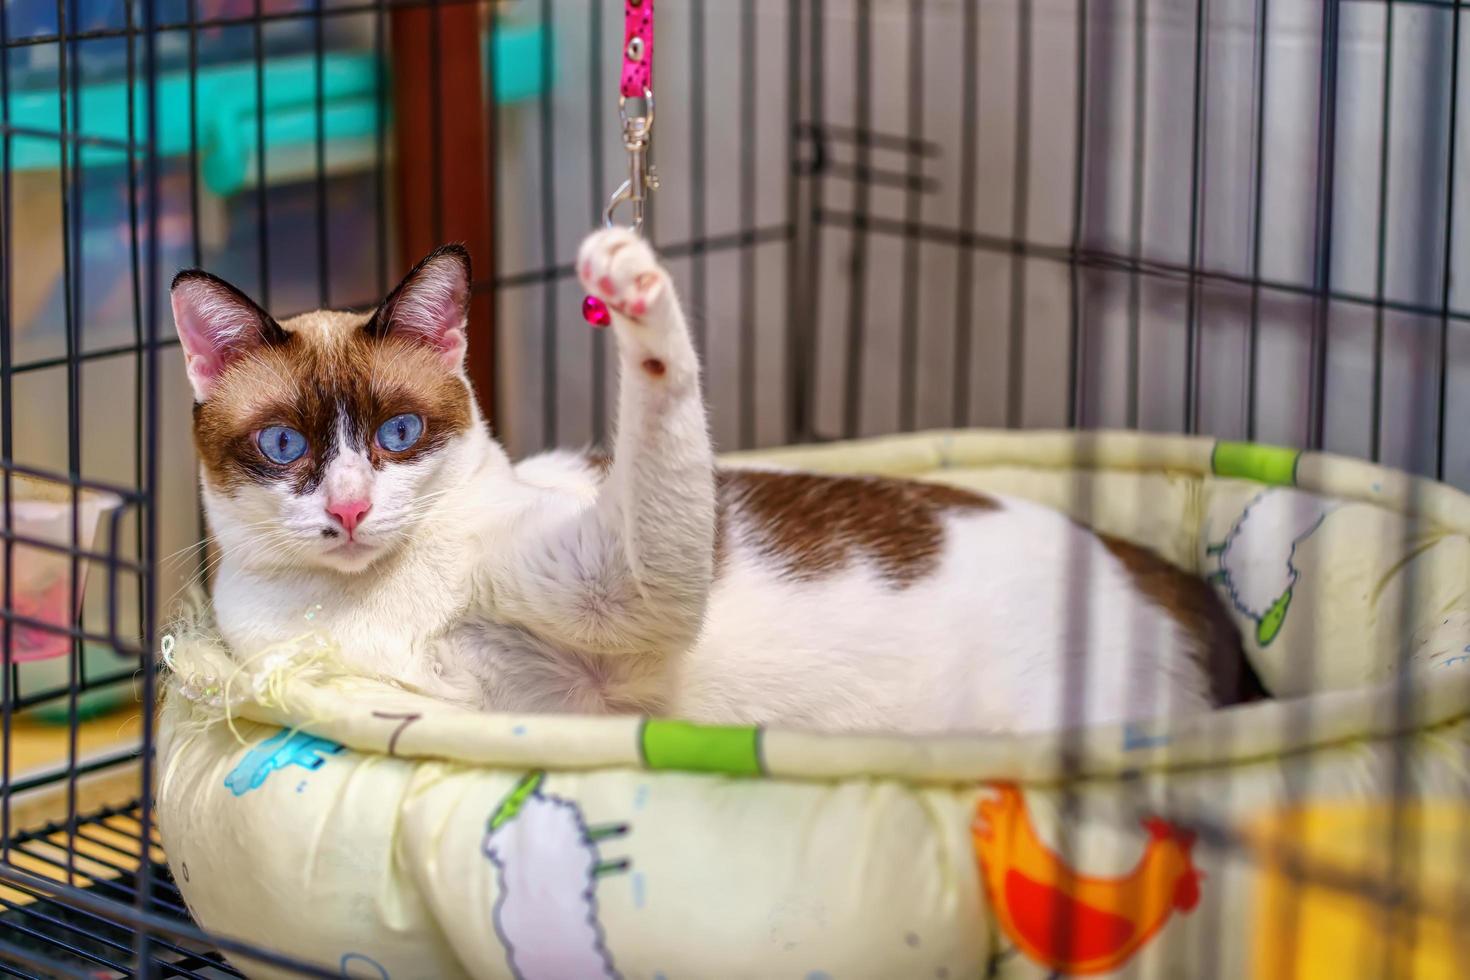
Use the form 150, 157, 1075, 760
170, 270, 289, 402
365, 244, 471, 369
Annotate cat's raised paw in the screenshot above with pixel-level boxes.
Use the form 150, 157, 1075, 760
577, 229, 667, 323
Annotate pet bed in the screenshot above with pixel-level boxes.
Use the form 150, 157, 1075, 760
157, 429, 1470, 980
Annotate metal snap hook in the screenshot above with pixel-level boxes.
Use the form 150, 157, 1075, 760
604, 178, 641, 230
604, 88, 657, 231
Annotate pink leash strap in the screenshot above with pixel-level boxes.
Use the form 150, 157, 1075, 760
620, 0, 654, 100
585, 0, 658, 328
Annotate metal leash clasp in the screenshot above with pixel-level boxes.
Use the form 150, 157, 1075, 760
604, 89, 658, 231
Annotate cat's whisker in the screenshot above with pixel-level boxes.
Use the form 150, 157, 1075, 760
161, 518, 282, 569
160, 539, 211, 564
166, 524, 308, 603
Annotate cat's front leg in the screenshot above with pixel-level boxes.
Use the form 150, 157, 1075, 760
489, 229, 715, 659
576, 229, 716, 647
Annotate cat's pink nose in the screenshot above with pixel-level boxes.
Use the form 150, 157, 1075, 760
326, 499, 372, 536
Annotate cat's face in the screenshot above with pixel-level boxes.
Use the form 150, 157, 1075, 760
173, 246, 482, 574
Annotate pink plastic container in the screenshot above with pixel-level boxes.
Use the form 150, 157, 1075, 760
4, 476, 122, 663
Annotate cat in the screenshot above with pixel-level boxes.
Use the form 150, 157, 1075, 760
172, 228, 1259, 735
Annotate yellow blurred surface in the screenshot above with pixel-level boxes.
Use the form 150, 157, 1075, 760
1248, 801, 1470, 980
3, 707, 148, 907
9, 707, 142, 776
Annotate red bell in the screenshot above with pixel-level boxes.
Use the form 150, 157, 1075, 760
583, 295, 612, 328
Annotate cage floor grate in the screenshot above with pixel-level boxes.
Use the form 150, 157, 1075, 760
0, 800, 240, 979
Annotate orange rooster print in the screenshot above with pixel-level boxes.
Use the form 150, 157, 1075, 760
972, 784, 1202, 976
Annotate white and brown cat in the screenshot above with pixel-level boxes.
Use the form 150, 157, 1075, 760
172, 228, 1260, 735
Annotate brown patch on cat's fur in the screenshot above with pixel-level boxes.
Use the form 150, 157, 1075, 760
585, 452, 614, 477
194, 310, 472, 495
716, 470, 997, 587
1098, 534, 1266, 706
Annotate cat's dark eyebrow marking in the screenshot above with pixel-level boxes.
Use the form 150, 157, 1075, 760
339, 396, 368, 451
296, 402, 342, 495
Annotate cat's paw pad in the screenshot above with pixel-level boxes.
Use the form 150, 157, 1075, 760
577, 229, 667, 322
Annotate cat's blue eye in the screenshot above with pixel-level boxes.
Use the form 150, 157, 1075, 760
377, 413, 424, 453
257, 426, 307, 464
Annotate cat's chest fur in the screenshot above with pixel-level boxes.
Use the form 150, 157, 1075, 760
212, 512, 486, 706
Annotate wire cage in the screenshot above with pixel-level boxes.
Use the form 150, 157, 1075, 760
0, 0, 1466, 975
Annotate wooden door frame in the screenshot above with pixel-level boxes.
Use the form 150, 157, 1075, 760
390, 1, 496, 421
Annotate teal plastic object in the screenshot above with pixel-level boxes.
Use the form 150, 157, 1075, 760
20, 643, 135, 725
4, 22, 550, 195
490, 20, 554, 104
